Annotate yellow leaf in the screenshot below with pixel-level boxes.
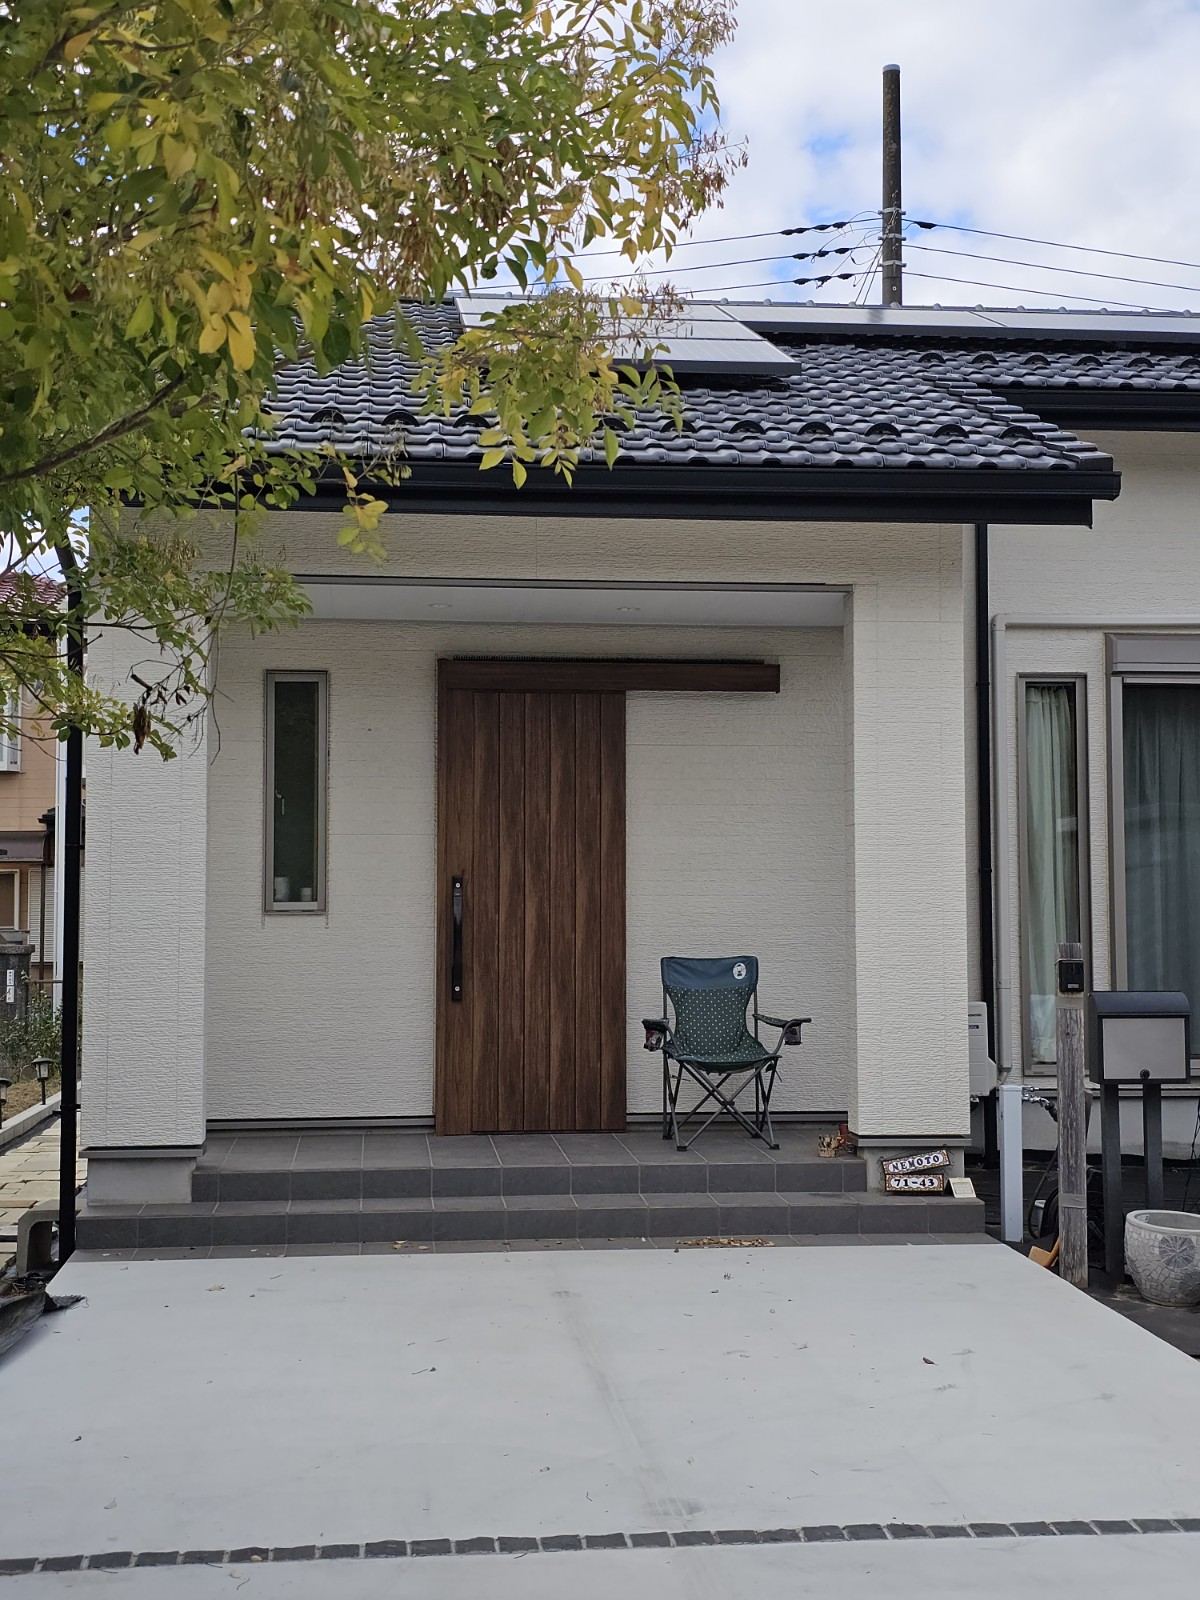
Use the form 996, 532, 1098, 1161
198, 317, 226, 355
512, 458, 527, 488
87, 91, 122, 113
563, 257, 584, 292
62, 30, 96, 62
226, 312, 255, 370
162, 136, 196, 180
123, 294, 154, 340
479, 447, 506, 471
197, 248, 238, 282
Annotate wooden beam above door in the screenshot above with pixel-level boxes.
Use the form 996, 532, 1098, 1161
439, 659, 780, 694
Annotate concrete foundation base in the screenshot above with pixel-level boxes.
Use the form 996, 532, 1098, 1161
84, 1152, 198, 1205
855, 1141, 967, 1192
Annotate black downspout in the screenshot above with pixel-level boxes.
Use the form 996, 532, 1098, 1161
54, 544, 84, 1263
975, 522, 999, 1166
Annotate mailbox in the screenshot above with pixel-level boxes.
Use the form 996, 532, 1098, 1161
1088, 991, 1191, 1084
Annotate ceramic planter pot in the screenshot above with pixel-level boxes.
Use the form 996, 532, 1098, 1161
1125, 1210, 1200, 1307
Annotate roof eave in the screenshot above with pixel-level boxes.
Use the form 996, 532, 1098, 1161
299, 463, 1120, 528
996, 388, 1200, 433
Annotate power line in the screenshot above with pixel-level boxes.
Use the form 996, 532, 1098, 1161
581, 226, 877, 285
906, 241, 1200, 297
561, 214, 875, 261
904, 269, 1179, 313
908, 219, 1200, 276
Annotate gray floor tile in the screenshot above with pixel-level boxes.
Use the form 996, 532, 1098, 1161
364, 1168, 433, 1200
430, 1166, 502, 1198
211, 1214, 288, 1247
501, 1166, 572, 1195
506, 1210, 580, 1240
284, 1242, 362, 1256
576, 1207, 652, 1239
552, 1134, 635, 1162
493, 1136, 568, 1165
209, 1244, 286, 1258
361, 1133, 431, 1167
290, 1170, 362, 1201
706, 1163, 779, 1192
502, 1238, 581, 1250
217, 1172, 290, 1203
427, 1136, 500, 1166
292, 1136, 365, 1169
637, 1164, 710, 1193
570, 1166, 642, 1196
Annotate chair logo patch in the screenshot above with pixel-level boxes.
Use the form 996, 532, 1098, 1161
732, 962, 747, 981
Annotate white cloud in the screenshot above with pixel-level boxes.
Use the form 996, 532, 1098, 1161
598, 0, 1200, 311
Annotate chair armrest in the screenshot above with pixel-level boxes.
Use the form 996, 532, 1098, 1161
641, 1017, 671, 1052
755, 1014, 811, 1046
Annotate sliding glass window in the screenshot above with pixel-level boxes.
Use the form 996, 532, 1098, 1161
1020, 680, 1086, 1067
1122, 681, 1200, 1014
265, 672, 327, 913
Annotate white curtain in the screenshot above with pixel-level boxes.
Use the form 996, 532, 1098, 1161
1026, 685, 1081, 1063
1124, 683, 1200, 1015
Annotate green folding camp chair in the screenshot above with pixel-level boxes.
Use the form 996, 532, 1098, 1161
641, 956, 810, 1151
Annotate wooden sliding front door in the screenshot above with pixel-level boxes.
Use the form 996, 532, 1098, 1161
435, 670, 626, 1133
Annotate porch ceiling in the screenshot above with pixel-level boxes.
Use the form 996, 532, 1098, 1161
297, 577, 848, 628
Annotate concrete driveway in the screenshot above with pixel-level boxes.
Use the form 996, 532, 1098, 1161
4, 1241, 1200, 1594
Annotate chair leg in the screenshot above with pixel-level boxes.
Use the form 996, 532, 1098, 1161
758, 1062, 780, 1150
662, 1056, 671, 1139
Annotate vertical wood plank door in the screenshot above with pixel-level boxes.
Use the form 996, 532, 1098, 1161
436, 672, 626, 1134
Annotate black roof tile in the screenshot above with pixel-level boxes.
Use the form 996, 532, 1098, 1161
262, 302, 1200, 482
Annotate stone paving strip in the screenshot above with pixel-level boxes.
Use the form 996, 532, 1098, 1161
0, 1122, 85, 1240
3, 1518, 1199, 1573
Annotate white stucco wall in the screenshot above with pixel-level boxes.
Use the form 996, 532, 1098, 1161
89, 507, 971, 1142
82, 626, 208, 1149
988, 433, 1200, 1082
204, 621, 851, 1121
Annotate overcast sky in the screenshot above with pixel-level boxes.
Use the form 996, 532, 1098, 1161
587, 0, 1200, 313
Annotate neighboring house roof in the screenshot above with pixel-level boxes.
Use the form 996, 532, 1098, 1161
266, 301, 1200, 525
0, 574, 65, 607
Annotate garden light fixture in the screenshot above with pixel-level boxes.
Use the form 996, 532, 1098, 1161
33, 1056, 52, 1104
0, 1077, 9, 1127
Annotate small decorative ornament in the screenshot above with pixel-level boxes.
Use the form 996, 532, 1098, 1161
884, 1171, 947, 1193
881, 1149, 950, 1176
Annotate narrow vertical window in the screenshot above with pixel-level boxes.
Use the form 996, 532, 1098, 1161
1023, 682, 1083, 1064
1123, 682, 1200, 1013
266, 672, 327, 912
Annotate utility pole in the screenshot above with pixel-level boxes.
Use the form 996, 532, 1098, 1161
882, 63, 903, 306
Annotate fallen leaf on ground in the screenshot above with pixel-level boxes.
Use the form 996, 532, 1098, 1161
923, 1357, 936, 1365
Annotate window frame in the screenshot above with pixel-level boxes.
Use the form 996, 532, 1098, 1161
0, 688, 22, 772
1017, 673, 1091, 1076
1108, 636, 1200, 1053
0, 867, 20, 932
264, 670, 328, 915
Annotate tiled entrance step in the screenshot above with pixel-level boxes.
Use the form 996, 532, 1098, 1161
76, 1128, 984, 1250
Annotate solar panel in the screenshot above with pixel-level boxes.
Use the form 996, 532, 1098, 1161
725, 302, 1200, 345
453, 295, 800, 374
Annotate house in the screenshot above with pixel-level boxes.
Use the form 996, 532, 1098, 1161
0, 573, 66, 996
76, 300, 1200, 1245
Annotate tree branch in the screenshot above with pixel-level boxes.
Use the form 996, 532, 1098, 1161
0, 371, 191, 487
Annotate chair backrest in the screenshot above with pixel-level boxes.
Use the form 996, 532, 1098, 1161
661, 956, 758, 1057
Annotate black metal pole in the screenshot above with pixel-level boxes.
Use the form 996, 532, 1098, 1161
1102, 1081, 1124, 1279
975, 524, 999, 1166
1143, 1082, 1164, 1210
54, 543, 84, 1264
882, 64, 903, 306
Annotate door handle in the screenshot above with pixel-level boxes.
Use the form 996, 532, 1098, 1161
451, 875, 463, 1002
